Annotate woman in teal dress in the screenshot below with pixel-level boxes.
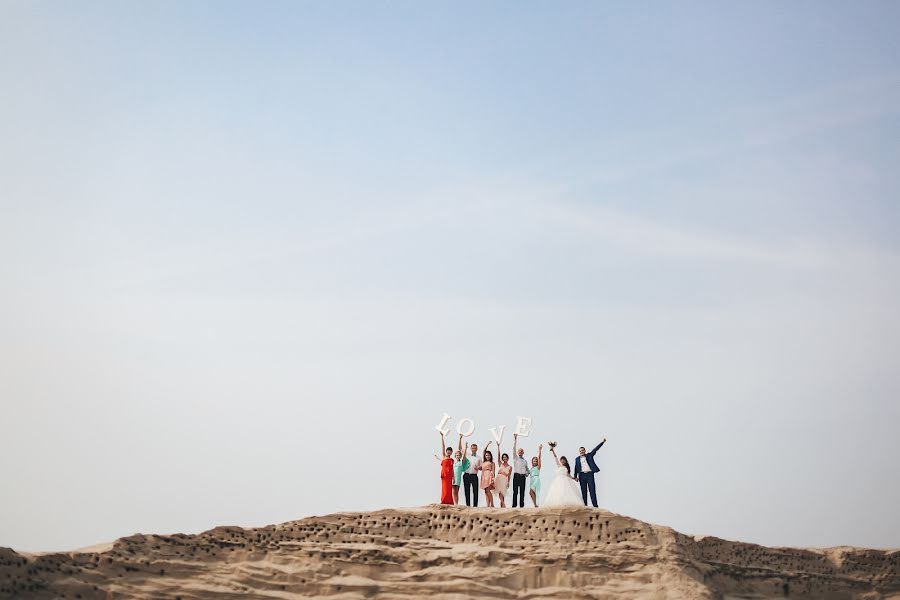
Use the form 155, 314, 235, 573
452, 433, 470, 505
529, 443, 543, 507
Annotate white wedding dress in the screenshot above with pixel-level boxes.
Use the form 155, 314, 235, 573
542, 465, 584, 507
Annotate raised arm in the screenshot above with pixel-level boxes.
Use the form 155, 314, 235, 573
537, 444, 542, 469
440, 432, 446, 457
512, 433, 518, 456
482, 441, 493, 463
458, 433, 464, 454
590, 438, 607, 454
549, 447, 560, 468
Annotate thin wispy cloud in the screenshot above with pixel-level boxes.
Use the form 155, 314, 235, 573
536, 200, 900, 274
576, 72, 900, 188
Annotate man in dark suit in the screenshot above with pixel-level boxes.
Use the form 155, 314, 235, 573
573, 438, 606, 507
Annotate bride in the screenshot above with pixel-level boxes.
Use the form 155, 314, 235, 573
542, 443, 584, 507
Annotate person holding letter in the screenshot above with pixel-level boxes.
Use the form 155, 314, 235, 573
452, 433, 469, 505
573, 438, 607, 507
495, 450, 512, 508
479, 442, 496, 507
436, 433, 454, 505
511, 433, 529, 508
462, 441, 482, 506
529, 444, 542, 507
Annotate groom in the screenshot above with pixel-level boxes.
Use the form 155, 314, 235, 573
573, 438, 606, 507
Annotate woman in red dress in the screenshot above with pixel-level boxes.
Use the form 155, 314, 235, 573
436, 432, 455, 505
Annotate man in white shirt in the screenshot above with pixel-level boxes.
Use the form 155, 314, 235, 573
462, 442, 483, 506
511, 433, 529, 507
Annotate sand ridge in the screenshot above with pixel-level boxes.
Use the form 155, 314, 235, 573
1, 506, 897, 599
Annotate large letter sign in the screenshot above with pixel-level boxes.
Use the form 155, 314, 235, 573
433, 414, 533, 441
514, 416, 533, 437
488, 425, 506, 445
434, 413, 452, 436
456, 417, 476, 437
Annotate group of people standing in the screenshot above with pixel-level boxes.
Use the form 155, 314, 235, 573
435, 432, 607, 508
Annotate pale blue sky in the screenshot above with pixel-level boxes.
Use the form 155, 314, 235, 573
1, 1, 899, 552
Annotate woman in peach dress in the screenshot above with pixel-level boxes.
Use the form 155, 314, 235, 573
479, 442, 496, 507
494, 446, 512, 508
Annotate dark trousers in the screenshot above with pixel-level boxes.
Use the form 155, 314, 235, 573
512, 473, 527, 507
579, 472, 598, 507
463, 473, 479, 507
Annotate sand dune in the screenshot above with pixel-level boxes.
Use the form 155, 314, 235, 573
1, 506, 897, 599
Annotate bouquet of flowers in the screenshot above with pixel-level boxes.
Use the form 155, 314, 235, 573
547, 441, 557, 449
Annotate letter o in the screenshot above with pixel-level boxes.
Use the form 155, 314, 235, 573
456, 417, 476, 437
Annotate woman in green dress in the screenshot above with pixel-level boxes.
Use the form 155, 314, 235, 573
452, 433, 470, 505
529, 443, 543, 507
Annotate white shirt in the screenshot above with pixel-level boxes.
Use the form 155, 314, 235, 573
512, 454, 529, 475
465, 454, 482, 475
580, 455, 592, 472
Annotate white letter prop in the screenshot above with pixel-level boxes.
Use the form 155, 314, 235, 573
456, 417, 476, 437
488, 425, 506, 445
434, 413, 452, 436
514, 416, 533, 437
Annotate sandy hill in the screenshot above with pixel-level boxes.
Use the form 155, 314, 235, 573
1, 506, 897, 599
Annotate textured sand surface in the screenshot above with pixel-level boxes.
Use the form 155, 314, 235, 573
1, 506, 897, 599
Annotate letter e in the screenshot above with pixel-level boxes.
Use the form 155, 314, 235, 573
514, 416, 532, 437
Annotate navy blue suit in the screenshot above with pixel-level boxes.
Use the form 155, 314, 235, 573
573, 440, 605, 507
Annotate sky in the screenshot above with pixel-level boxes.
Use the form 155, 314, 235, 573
1, 1, 899, 552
